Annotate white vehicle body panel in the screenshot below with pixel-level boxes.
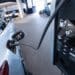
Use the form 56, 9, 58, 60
0, 20, 25, 75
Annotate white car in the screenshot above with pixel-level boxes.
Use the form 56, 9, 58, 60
0, 13, 27, 75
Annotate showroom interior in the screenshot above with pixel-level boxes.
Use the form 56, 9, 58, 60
0, 0, 75, 75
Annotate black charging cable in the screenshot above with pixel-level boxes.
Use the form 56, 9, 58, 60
37, 0, 66, 49
21, 0, 66, 50
7, 0, 67, 50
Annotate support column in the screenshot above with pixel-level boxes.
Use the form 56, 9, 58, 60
27, 0, 32, 8
16, 0, 24, 18
44, 0, 47, 7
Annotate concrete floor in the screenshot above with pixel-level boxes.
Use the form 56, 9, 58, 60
14, 13, 61, 75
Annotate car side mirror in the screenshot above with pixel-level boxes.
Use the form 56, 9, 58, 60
12, 31, 24, 41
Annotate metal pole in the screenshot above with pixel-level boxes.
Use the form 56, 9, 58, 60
16, 0, 24, 18
44, 0, 47, 7
25, 0, 29, 10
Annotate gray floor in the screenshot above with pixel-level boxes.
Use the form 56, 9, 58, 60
15, 13, 61, 75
